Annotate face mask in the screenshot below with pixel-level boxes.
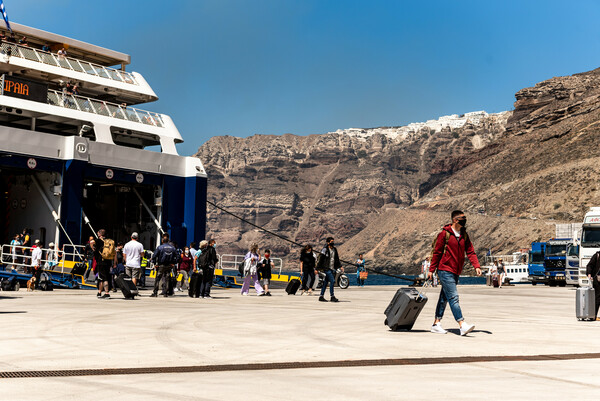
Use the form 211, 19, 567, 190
457, 218, 467, 227
185, 250, 189, 255
329, 242, 335, 247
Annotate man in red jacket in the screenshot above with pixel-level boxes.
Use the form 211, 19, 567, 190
427, 210, 482, 336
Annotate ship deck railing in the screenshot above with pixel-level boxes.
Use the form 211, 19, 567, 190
0, 42, 138, 85
219, 254, 284, 276
46, 88, 164, 128
1, 243, 85, 275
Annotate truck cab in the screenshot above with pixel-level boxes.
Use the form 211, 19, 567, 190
528, 242, 546, 285
544, 239, 570, 287
578, 207, 600, 287
566, 244, 580, 286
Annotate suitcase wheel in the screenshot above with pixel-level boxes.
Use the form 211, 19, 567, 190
384, 319, 388, 326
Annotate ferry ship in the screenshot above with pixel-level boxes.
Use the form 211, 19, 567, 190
481, 253, 530, 284
0, 22, 207, 252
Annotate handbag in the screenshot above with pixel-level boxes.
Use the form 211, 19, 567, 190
359, 271, 368, 280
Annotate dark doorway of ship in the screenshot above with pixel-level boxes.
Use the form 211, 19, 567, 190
81, 181, 159, 250
0, 168, 57, 247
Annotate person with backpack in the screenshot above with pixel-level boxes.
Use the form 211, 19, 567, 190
94, 229, 115, 299
299, 244, 317, 295
193, 240, 213, 299
428, 210, 481, 336
150, 233, 178, 297
204, 239, 219, 298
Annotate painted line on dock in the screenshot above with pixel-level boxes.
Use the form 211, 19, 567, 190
2, 352, 600, 379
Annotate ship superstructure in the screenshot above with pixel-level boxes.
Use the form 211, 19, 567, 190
0, 22, 207, 249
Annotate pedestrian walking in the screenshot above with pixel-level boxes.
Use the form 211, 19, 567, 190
123, 232, 144, 286
259, 249, 274, 296
94, 229, 115, 299
204, 239, 219, 298
9, 233, 21, 272
111, 243, 125, 292
194, 241, 214, 298
356, 254, 366, 287
241, 244, 264, 296
31, 239, 42, 279
150, 233, 178, 297
428, 210, 482, 336
585, 252, 600, 321
84, 236, 95, 281
299, 244, 316, 295
176, 246, 193, 292
316, 237, 342, 302
497, 258, 506, 288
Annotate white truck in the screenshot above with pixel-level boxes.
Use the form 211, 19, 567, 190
578, 207, 600, 287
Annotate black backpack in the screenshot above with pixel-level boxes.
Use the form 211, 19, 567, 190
197, 251, 210, 270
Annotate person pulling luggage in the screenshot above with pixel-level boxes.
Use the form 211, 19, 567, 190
428, 210, 481, 336
585, 251, 600, 320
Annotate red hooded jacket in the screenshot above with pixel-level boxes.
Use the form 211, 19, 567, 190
429, 224, 480, 275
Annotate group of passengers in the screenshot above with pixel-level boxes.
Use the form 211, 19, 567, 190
297, 237, 345, 302
3, 227, 358, 303
5, 229, 60, 288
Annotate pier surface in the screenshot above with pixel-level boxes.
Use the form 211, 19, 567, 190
0, 284, 598, 400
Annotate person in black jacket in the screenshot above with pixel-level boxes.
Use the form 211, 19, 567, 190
585, 251, 600, 320
259, 249, 274, 296
204, 239, 219, 298
150, 233, 177, 297
317, 237, 343, 302
300, 245, 316, 295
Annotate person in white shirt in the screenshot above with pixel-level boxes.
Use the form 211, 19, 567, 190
122, 232, 144, 285
31, 239, 43, 270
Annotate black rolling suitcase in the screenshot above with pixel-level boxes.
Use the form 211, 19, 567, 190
167, 274, 176, 296
39, 274, 54, 291
286, 278, 301, 295
384, 286, 428, 331
115, 273, 138, 299
188, 272, 201, 298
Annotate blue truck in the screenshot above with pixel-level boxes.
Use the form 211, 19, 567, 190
528, 241, 546, 285
544, 238, 572, 287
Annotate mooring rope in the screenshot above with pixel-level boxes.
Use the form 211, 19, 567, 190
206, 199, 416, 283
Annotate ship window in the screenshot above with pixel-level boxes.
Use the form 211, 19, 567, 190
110, 127, 161, 150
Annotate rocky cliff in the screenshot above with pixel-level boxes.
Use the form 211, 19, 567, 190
196, 67, 600, 273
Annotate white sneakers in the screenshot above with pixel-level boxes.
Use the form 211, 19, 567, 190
430, 323, 447, 334
430, 322, 475, 336
460, 322, 475, 336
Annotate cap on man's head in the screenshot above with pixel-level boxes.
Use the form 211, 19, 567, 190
48, 242, 55, 247
131, 232, 139, 239
35, 239, 40, 244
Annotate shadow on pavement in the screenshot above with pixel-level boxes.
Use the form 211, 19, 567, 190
446, 328, 493, 335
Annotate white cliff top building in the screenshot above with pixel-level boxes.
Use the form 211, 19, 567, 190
337, 111, 509, 141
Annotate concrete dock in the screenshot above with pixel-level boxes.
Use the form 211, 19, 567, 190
0, 284, 598, 400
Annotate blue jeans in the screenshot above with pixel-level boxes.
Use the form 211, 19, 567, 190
435, 270, 464, 322
320, 269, 335, 297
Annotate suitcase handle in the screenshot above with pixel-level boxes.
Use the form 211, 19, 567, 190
417, 280, 433, 300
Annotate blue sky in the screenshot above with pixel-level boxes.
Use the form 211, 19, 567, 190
7, 0, 600, 155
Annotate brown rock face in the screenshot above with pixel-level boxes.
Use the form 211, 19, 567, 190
196, 67, 600, 273
196, 112, 510, 270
